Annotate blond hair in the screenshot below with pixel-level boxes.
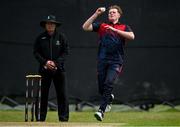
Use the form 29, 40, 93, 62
109, 5, 123, 15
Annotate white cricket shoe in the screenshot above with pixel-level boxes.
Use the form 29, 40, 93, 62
94, 111, 104, 121
105, 104, 112, 112
105, 94, 114, 112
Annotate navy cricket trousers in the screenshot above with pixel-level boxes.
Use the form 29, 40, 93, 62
97, 61, 122, 112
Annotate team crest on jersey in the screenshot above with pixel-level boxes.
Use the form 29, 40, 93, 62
116, 66, 122, 73
56, 40, 60, 45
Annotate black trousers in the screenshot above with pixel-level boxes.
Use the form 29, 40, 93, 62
35, 69, 69, 121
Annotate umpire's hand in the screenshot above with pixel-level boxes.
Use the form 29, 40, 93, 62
44, 60, 57, 71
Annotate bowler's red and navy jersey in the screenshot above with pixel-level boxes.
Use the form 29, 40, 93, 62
92, 22, 132, 64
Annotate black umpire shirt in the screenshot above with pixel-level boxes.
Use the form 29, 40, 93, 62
33, 31, 69, 72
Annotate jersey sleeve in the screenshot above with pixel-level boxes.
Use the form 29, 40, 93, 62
92, 22, 101, 32
125, 25, 133, 32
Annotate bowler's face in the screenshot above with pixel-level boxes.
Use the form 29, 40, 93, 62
45, 22, 56, 32
108, 8, 120, 22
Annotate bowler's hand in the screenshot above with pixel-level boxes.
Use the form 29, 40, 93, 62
104, 25, 117, 32
95, 7, 106, 16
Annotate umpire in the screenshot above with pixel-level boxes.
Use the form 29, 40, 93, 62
33, 15, 69, 121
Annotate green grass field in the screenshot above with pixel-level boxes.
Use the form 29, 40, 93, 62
0, 105, 180, 126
